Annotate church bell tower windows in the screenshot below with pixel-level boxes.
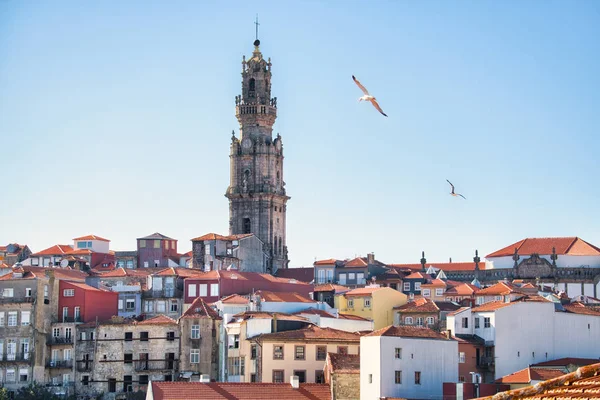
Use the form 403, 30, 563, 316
243, 218, 251, 234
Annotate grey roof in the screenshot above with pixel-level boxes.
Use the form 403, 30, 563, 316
137, 232, 175, 240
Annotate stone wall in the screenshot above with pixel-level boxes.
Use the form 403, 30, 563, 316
332, 372, 360, 400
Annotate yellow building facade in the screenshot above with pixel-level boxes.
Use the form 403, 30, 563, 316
335, 286, 407, 330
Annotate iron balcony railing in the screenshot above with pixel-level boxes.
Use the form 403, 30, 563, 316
47, 360, 74, 368
0, 296, 34, 304
0, 352, 34, 362
142, 288, 183, 298
47, 336, 73, 345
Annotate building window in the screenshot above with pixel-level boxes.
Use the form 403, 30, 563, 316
474, 317, 480, 329
170, 300, 178, 312
484, 317, 491, 328
436, 288, 444, 296
294, 345, 305, 360
316, 346, 327, 360
188, 284, 197, 297
165, 241, 170, 250
154, 240, 161, 249
416, 317, 424, 326
293, 370, 306, 383
126, 299, 135, 310
251, 345, 257, 360
139, 240, 146, 248
191, 325, 200, 339
82, 376, 89, 386
250, 374, 257, 382
125, 332, 133, 341
126, 260, 134, 269
395, 348, 402, 359
315, 370, 325, 384
190, 349, 200, 364
140, 332, 149, 342
243, 218, 251, 234
348, 273, 355, 280
426, 316, 435, 325
164, 375, 172, 382
347, 299, 354, 308
21, 311, 30, 326
415, 282, 421, 291
139, 375, 149, 385
364, 298, 371, 308
19, 368, 28, 382
404, 316, 413, 325
124, 353, 133, 364
167, 332, 175, 341
108, 378, 117, 393
25, 288, 32, 297
462, 317, 469, 329
8, 311, 17, 327
210, 284, 219, 297
337, 346, 348, 355
403, 282, 411, 291
157, 301, 166, 313
273, 345, 284, 360
204, 245, 211, 255
368, 374, 372, 384
3, 288, 14, 298
415, 371, 421, 385
422, 289, 431, 297
395, 370, 402, 384
459, 376, 465, 383
272, 370, 284, 383
459, 352, 466, 363
199, 284, 208, 297
338, 273, 346, 284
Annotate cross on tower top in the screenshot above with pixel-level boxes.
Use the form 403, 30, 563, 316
255, 14, 260, 41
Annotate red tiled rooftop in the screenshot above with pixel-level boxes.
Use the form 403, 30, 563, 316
31, 244, 73, 256
22, 266, 88, 282
337, 313, 372, 321
486, 237, 600, 258
532, 358, 600, 368
275, 267, 314, 283
314, 258, 339, 266
495, 367, 565, 384
404, 272, 425, 279
563, 302, 600, 316
327, 353, 360, 374
344, 257, 368, 267
365, 325, 449, 340
182, 297, 221, 319
73, 234, 110, 242
389, 261, 486, 272
422, 279, 447, 288
255, 290, 315, 303
471, 301, 514, 312
256, 325, 360, 342
445, 283, 479, 296
218, 294, 250, 304
475, 282, 519, 296
188, 270, 313, 286
294, 308, 336, 318
63, 281, 108, 292
191, 233, 254, 241
394, 298, 440, 313
149, 381, 331, 400
447, 307, 470, 316
313, 283, 350, 293
137, 315, 178, 325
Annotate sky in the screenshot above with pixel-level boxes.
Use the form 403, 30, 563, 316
1, 1, 599, 267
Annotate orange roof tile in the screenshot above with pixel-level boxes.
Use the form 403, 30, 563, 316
365, 325, 449, 340
63, 281, 108, 292
447, 307, 470, 316
256, 325, 360, 343
389, 262, 486, 271
21, 266, 88, 282
445, 283, 479, 296
495, 367, 565, 384
344, 257, 368, 267
255, 290, 315, 303
563, 302, 600, 316
394, 298, 440, 313
471, 301, 513, 312
486, 237, 600, 258
404, 272, 425, 279
73, 235, 110, 242
337, 313, 372, 321
475, 282, 519, 296
181, 297, 221, 319
422, 279, 447, 288
31, 244, 73, 256
314, 258, 339, 266
188, 270, 313, 286
327, 353, 360, 374
191, 233, 254, 241
313, 283, 350, 293
532, 358, 600, 368
218, 294, 250, 304
294, 308, 336, 318
149, 382, 331, 400
137, 315, 178, 325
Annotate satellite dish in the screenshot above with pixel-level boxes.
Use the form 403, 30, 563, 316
59, 259, 69, 268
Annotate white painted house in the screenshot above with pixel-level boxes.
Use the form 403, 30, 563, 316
294, 308, 374, 332
447, 298, 600, 380
360, 326, 458, 400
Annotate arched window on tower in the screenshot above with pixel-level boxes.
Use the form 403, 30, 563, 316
243, 218, 251, 234
249, 78, 256, 96
274, 237, 278, 255
279, 238, 283, 255
276, 171, 280, 186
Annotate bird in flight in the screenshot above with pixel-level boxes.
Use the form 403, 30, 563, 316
446, 180, 466, 199
352, 75, 387, 117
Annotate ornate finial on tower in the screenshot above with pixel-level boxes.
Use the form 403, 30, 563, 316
231, 130, 236, 141
512, 247, 520, 268
551, 246, 558, 267
255, 14, 260, 41
473, 250, 481, 271
449, 257, 452, 263
420, 251, 426, 271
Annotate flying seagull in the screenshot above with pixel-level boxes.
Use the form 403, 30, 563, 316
352, 75, 387, 117
446, 179, 466, 199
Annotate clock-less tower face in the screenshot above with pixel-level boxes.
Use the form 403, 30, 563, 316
225, 39, 291, 273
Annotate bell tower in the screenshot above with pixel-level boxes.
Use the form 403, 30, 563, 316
225, 38, 290, 273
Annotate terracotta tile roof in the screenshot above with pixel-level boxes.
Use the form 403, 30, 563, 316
563, 302, 600, 316
31, 244, 73, 256
0, 270, 37, 280
231, 311, 309, 323
520, 283, 536, 289
327, 353, 360, 374
485, 237, 600, 258
294, 308, 336, 318
73, 234, 110, 242
313, 283, 350, 293
344, 257, 368, 267
389, 262, 486, 271
422, 279, 447, 288
394, 298, 440, 313
154, 267, 204, 277
532, 358, 600, 368
275, 267, 314, 283
149, 381, 331, 400
365, 325, 450, 340
255, 290, 315, 303
22, 266, 88, 282
344, 286, 384, 297
63, 281, 108, 292
137, 232, 175, 240
191, 233, 254, 241
181, 297, 221, 319
189, 271, 313, 287
404, 272, 425, 279
137, 315, 178, 325
256, 325, 360, 343
218, 294, 249, 304
337, 313, 372, 321
314, 258, 339, 266
447, 307, 470, 316
478, 364, 600, 400
68, 249, 94, 255
475, 282, 519, 296
495, 367, 565, 384
445, 283, 479, 296
471, 301, 514, 312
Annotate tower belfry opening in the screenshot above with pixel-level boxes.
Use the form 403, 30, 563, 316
226, 35, 290, 273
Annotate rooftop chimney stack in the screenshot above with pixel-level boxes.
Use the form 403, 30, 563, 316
290, 375, 300, 389
367, 253, 375, 265
200, 374, 210, 383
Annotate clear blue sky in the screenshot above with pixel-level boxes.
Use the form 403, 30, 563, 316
1, 1, 599, 267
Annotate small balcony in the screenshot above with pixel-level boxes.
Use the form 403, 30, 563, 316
47, 336, 73, 345
0, 352, 34, 363
479, 356, 495, 370
134, 359, 178, 371
47, 360, 74, 369
142, 288, 182, 299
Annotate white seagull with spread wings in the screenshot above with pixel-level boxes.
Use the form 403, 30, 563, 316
446, 180, 466, 199
352, 75, 387, 117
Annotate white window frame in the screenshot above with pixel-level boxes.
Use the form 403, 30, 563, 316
426, 316, 435, 325
2, 288, 14, 298
364, 298, 371, 308
188, 284, 197, 297
403, 282, 410, 291
436, 288, 444, 296
63, 289, 75, 297
459, 352, 466, 363
126, 299, 135, 310
210, 283, 219, 297
190, 349, 200, 364
21, 311, 30, 326
348, 273, 355, 280
191, 325, 200, 339
347, 299, 354, 308
404, 316, 413, 325
199, 284, 208, 297
422, 289, 431, 297
8, 311, 17, 327
415, 282, 421, 291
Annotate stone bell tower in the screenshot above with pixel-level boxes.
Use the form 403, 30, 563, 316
225, 38, 290, 273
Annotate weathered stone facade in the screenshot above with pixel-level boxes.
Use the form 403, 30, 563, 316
226, 39, 290, 273
190, 234, 267, 273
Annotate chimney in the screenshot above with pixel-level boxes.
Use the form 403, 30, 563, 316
367, 253, 375, 265
199, 374, 210, 383
446, 329, 452, 339
290, 375, 300, 389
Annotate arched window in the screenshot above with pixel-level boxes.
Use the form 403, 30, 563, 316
243, 218, 251, 234
249, 78, 256, 93
405, 317, 413, 325
274, 237, 278, 255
